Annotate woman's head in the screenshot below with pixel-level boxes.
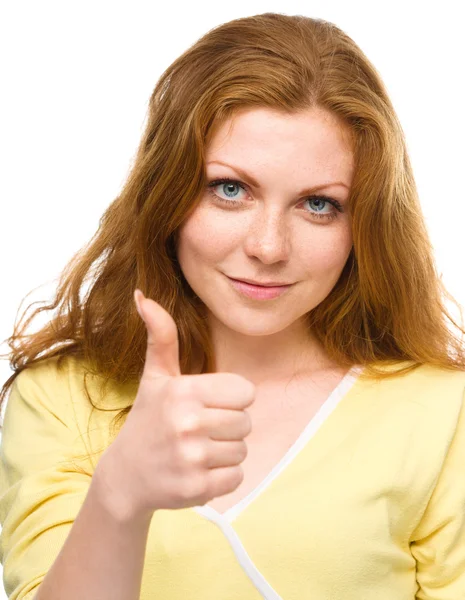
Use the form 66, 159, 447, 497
2, 12, 464, 436
176, 105, 355, 376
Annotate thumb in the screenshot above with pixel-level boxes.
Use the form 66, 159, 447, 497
134, 289, 182, 380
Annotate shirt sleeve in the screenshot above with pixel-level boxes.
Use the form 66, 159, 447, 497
0, 359, 97, 600
409, 382, 465, 599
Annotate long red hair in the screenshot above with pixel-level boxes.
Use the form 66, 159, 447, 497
2, 13, 464, 441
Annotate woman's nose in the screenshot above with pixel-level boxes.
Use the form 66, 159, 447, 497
242, 211, 291, 263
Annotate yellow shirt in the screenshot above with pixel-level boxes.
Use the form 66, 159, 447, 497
1, 356, 465, 599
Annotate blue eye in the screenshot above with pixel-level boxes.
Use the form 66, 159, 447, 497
210, 180, 246, 201
206, 177, 343, 222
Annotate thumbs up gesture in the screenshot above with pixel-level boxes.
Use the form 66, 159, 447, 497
94, 289, 256, 522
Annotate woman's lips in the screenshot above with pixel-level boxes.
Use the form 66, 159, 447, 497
226, 276, 292, 300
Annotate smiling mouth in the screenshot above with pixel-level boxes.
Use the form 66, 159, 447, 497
229, 278, 291, 288
225, 274, 294, 300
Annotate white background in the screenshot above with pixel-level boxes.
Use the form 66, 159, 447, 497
0, 1, 464, 597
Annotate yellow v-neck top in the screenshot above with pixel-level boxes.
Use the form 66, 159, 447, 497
1, 356, 465, 599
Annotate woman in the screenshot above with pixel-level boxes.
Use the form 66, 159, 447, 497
1, 12, 465, 600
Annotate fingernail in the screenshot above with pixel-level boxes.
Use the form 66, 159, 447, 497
134, 289, 145, 321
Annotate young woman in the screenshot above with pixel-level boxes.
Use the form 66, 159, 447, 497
1, 12, 464, 600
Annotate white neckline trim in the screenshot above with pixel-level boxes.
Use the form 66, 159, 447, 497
195, 364, 363, 523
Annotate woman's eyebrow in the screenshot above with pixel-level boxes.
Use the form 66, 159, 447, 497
206, 160, 350, 194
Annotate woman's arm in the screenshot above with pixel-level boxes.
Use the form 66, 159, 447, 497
34, 460, 154, 600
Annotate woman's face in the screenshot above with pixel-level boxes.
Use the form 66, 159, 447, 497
176, 106, 354, 342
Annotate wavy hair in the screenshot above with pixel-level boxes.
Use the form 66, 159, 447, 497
1, 12, 464, 447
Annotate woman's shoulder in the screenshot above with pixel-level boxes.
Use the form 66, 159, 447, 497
359, 359, 465, 389
8, 354, 137, 434
367, 361, 465, 438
